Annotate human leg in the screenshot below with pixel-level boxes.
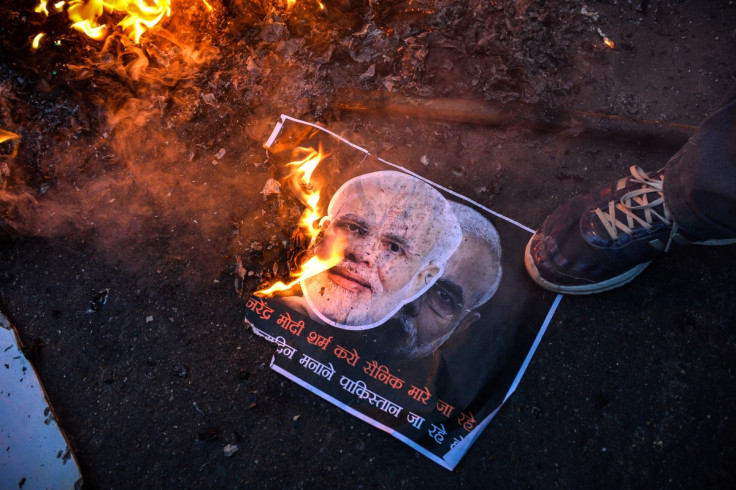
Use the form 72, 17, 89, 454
525, 89, 736, 294
664, 88, 736, 240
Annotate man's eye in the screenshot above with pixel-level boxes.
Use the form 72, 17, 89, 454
387, 242, 404, 254
435, 288, 456, 307
339, 221, 363, 234
427, 285, 462, 318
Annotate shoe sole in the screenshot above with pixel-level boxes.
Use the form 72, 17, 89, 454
524, 236, 736, 295
692, 238, 736, 246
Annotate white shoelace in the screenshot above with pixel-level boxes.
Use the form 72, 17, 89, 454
593, 165, 679, 251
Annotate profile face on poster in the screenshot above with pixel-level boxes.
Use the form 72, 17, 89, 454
301, 170, 462, 330
391, 201, 503, 360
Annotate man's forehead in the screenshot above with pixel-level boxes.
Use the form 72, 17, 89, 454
445, 236, 496, 304
338, 185, 440, 213
336, 194, 441, 247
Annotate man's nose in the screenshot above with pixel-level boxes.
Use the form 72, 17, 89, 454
344, 235, 378, 265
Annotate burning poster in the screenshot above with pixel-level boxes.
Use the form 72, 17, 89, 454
244, 116, 561, 470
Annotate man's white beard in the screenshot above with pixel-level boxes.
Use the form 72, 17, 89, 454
396, 311, 454, 360
301, 265, 416, 330
395, 311, 418, 357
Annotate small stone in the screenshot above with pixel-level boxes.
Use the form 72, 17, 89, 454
170, 365, 188, 378
223, 444, 239, 457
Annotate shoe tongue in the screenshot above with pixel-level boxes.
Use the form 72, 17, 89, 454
590, 196, 669, 241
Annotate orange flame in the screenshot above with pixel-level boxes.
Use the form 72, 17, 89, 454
255, 145, 344, 297
0, 130, 21, 144
603, 37, 615, 49
68, 0, 172, 43
34, 0, 179, 44
0, 130, 21, 158
35, 1, 50, 15
284, 0, 323, 11
33, 1, 321, 47
32, 33, 46, 50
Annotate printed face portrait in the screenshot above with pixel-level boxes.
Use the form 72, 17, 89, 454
396, 202, 502, 359
301, 171, 462, 330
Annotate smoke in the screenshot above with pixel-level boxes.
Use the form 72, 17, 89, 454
0, 6, 275, 284
0, 0, 627, 286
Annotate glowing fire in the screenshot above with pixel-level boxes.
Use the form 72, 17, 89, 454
255, 145, 344, 297
595, 28, 615, 49
0, 130, 20, 144
34, 0, 176, 44
0, 130, 21, 157
31, 0, 324, 48
32, 33, 46, 50
293, 0, 325, 10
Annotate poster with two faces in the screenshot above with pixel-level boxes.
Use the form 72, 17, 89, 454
246, 116, 559, 470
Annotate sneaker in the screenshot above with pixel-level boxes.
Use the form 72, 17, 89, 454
525, 165, 736, 294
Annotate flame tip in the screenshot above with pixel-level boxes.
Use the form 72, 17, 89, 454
256, 144, 341, 297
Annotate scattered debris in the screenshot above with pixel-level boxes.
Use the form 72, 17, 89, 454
201, 93, 218, 106
88, 288, 110, 312
171, 365, 189, 378
243, 391, 257, 411
260, 178, 281, 198
198, 427, 219, 442
223, 444, 239, 457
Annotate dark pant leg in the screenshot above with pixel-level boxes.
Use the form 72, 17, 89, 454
664, 88, 736, 240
